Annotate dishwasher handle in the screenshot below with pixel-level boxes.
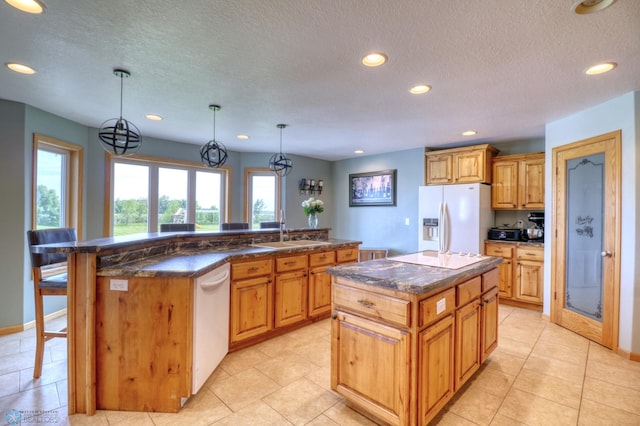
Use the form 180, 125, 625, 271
199, 270, 230, 291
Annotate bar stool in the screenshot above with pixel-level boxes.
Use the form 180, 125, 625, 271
26, 227, 77, 378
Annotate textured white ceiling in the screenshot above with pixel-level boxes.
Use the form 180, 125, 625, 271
1, 0, 639, 160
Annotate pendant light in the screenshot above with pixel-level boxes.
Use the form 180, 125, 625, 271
268, 124, 293, 176
98, 69, 142, 155
200, 104, 229, 168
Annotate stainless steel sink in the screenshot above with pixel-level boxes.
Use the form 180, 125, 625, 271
251, 240, 330, 249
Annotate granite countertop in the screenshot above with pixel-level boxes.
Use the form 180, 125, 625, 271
484, 239, 544, 247
97, 238, 360, 278
327, 253, 502, 295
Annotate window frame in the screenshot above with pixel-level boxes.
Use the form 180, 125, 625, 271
244, 168, 281, 228
104, 153, 230, 236
31, 134, 84, 235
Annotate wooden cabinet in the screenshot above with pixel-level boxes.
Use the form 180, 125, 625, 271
492, 153, 545, 210
332, 268, 498, 425
419, 315, 455, 425
332, 311, 411, 425
274, 254, 308, 327
515, 246, 543, 305
308, 251, 336, 316
95, 276, 193, 412
229, 244, 359, 351
454, 277, 482, 390
481, 287, 499, 362
230, 258, 274, 343
485, 242, 543, 309
485, 243, 514, 299
425, 144, 498, 185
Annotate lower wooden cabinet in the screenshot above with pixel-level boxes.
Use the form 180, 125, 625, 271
485, 242, 543, 309
331, 311, 410, 425
418, 314, 455, 425
275, 269, 308, 327
230, 275, 274, 343
230, 245, 359, 350
481, 287, 499, 362
332, 268, 499, 425
455, 299, 481, 390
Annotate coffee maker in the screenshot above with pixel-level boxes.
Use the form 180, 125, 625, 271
525, 212, 545, 241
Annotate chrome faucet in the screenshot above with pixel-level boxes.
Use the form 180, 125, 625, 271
279, 209, 286, 242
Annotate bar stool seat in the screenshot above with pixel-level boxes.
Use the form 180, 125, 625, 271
26, 227, 77, 379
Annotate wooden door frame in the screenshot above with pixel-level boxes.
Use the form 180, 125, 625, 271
550, 130, 621, 350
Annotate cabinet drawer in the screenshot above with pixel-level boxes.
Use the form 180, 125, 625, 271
456, 277, 481, 307
337, 247, 358, 263
516, 247, 543, 262
482, 268, 499, 292
231, 258, 273, 280
333, 284, 410, 327
276, 254, 308, 272
309, 251, 336, 267
419, 288, 455, 328
485, 244, 513, 258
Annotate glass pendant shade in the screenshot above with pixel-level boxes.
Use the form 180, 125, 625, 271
269, 124, 293, 176
98, 69, 142, 156
200, 104, 228, 168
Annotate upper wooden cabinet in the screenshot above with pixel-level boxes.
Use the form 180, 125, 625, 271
425, 144, 499, 185
492, 153, 545, 210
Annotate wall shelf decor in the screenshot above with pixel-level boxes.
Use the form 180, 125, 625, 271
299, 178, 324, 195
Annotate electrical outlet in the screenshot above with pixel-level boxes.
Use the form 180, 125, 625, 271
405, 217, 410, 226
110, 279, 128, 291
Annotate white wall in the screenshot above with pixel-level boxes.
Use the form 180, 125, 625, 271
544, 91, 639, 353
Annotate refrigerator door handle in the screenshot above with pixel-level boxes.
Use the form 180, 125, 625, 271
442, 202, 448, 252
438, 202, 444, 252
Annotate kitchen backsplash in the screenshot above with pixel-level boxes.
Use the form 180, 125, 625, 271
494, 210, 542, 228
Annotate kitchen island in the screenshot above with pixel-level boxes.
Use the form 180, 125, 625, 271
30, 228, 360, 415
327, 251, 502, 425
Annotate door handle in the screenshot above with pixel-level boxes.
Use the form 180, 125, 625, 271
601, 251, 613, 257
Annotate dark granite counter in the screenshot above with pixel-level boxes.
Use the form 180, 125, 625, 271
484, 239, 544, 247
97, 238, 359, 278
28, 227, 360, 278
327, 252, 502, 295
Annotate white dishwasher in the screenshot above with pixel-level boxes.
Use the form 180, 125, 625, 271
192, 262, 230, 393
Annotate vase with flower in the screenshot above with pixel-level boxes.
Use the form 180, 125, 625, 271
302, 197, 324, 228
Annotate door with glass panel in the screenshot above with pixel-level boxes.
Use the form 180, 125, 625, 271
551, 130, 621, 349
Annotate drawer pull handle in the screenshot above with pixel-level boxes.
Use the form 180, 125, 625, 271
524, 252, 535, 256
284, 261, 296, 266
357, 299, 375, 308
248, 266, 259, 273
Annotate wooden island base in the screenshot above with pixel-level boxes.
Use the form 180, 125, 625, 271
330, 262, 500, 426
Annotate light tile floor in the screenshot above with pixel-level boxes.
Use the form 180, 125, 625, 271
1, 305, 639, 425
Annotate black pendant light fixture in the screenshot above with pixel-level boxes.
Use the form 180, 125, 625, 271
200, 104, 228, 168
268, 124, 293, 176
98, 69, 142, 155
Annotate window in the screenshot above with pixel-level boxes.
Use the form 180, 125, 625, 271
245, 168, 280, 229
32, 134, 83, 233
106, 155, 229, 236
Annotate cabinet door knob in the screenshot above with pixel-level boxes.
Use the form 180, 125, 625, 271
601, 250, 613, 257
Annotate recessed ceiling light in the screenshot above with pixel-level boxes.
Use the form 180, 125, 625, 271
585, 62, 617, 75
571, 0, 617, 14
354, 149, 365, 154
5, 0, 45, 14
362, 52, 387, 67
410, 85, 431, 95
237, 134, 249, 140
145, 114, 163, 121
462, 130, 477, 136
6, 62, 36, 74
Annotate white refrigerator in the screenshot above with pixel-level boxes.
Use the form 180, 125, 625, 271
418, 183, 493, 255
